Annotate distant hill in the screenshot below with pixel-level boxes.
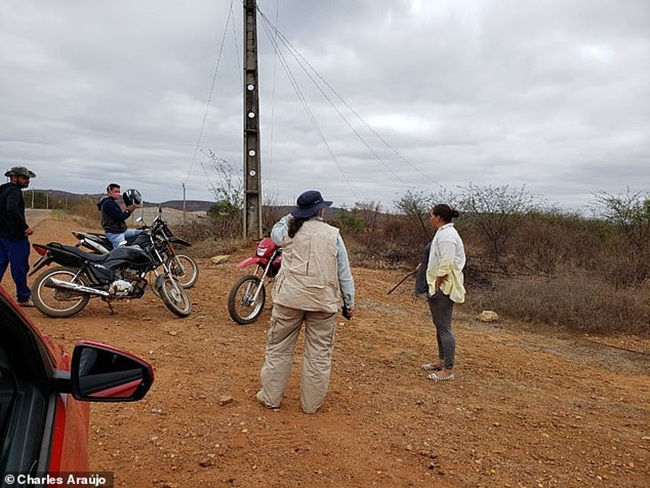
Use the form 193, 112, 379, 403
27, 189, 214, 212
160, 200, 214, 212
28, 190, 340, 216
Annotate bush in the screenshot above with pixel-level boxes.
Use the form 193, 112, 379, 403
471, 274, 650, 335
59, 198, 101, 228
66, 184, 650, 336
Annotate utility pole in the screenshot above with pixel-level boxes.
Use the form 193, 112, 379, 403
243, 0, 262, 239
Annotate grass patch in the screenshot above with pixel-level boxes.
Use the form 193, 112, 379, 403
471, 275, 650, 335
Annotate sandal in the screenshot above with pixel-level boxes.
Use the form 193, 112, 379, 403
427, 371, 455, 381
421, 361, 444, 371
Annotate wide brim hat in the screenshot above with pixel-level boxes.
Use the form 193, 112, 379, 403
4, 166, 36, 178
290, 190, 332, 219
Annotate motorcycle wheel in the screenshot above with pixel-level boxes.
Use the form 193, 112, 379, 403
32, 266, 91, 318
228, 275, 266, 325
156, 275, 192, 317
147, 272, 161, 298
166, 254, 199, 288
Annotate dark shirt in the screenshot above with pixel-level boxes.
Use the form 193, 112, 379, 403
97, 196, 131, 234
0, 183, 28, 241
415, 242, 432, 296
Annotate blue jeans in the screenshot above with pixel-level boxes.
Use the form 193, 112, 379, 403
0, 237, 31, 302
105, 229, 142, 249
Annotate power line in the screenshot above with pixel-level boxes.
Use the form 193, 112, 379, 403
185, 0, 236, 193
191, 4, 446, 207
257, 7, 445, 194
258, 9, 360, 201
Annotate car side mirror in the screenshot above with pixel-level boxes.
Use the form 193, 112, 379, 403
71, 342, 154, 402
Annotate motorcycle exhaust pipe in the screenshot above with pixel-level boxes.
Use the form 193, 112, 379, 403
46, 277, 111, 297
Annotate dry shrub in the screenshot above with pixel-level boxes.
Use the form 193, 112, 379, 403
262, 204, 289, 234
119, 201, 649, 338
469, 213, 606, 276
338, 212, 430, 269
175, 216, 238, 240
601, 248, 649, 289
512, 211, 649, 287
471, 274, 650, 335
189, 236, 250, 258
173, 214, 259, 258
56, 199, 101, 228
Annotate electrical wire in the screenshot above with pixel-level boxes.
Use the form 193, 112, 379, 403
259, 10, 360, 200
190, 2, 444, 206
257, 6, 445, 193
266, 0, 282, 185
185, 0, 236, 192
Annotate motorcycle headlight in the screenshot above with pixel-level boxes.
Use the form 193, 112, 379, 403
256, 247, 267, 257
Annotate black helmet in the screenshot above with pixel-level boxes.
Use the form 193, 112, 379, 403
122, 189, 142, 206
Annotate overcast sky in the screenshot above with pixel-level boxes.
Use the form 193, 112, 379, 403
1, 0, 648, 212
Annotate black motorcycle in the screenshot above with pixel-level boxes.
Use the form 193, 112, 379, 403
29, 228, 192, 318
71, 206, 199, 288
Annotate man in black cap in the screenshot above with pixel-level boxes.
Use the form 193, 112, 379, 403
0, 166, 37, 306
257, 190, 355, 413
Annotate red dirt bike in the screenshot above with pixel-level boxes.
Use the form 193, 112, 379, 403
228, 237, 282, 325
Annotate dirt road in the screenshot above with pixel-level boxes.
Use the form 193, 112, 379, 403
9, 215, 650, 487
25, 208, 52, 227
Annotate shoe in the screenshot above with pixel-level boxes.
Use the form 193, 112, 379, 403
427, 371, 455, 381
256, 390, 279, 409
18, 298, 35, 308
421, 361, 444, 371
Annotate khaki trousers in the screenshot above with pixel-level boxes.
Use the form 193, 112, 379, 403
259, 303, 337, 413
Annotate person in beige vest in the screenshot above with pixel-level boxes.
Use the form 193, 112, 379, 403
257, 190, 355, 413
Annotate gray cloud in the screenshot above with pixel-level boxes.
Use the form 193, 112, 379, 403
1, 0, 647, 211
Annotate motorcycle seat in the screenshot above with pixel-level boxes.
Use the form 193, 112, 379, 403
47, 242, 107, 262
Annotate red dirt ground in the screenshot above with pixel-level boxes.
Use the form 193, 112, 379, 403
8, 214, 650, 488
